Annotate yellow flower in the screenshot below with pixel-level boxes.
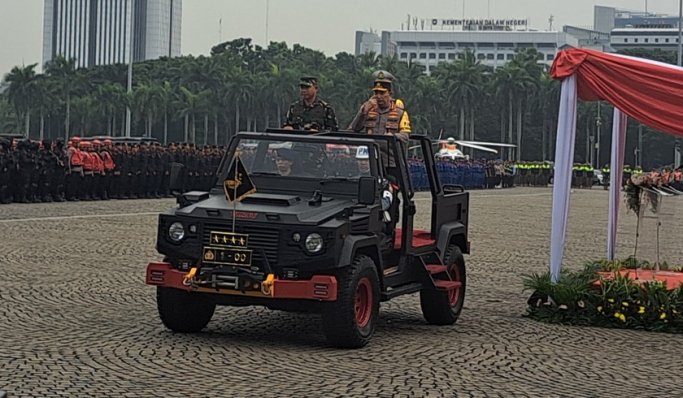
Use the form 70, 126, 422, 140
608, 299, 615, 303
597, 306, 603, 312
622, 302, 629, 307
660, 312, 667, 320
638, 306, 646, 314
614, 312, 622, 318
636, 300, 641, 304
619, 314, 626, 322
674, 310, 679, 315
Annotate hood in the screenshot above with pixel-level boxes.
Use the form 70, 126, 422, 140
174, 192, 356, 226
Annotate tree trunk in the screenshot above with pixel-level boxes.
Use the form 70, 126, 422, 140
277, 105, 281, 128
148, 113, 153, 138
184, 115, 189, 142
235, 102, 240, 137
39, 111, 45, 141
508, 96, 513, 161
459, 106, 465, 140
25, 110, 30, 138
121, 112, 125, 137
214, 116, 218, 145
541, 114, 547, 161
469, 108, 475, 158
65, 94, 70, 139
113, 116, 117, 137
500, 109, 505, 145
163, 112, 168, 145
191, 115, 196, 143
516, 100, 523, 161
204, 115, 209, 146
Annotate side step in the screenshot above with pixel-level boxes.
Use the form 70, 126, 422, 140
434, 280, 462, 290
381, 282, 423, 301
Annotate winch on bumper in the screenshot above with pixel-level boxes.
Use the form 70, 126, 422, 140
145, 262, 338, 301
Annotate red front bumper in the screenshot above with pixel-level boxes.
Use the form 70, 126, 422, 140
145, 262, 338, 301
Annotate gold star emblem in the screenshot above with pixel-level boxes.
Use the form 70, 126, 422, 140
378, 71, 385, 78
222, 236, 228, 244
239, 237, 245, 246
213, 235, 219, 243
231, 236, 237, 245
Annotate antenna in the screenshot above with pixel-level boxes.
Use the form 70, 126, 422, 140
219, 15, 222, 42
548, 15, 554, 31
407, 14, 410, 31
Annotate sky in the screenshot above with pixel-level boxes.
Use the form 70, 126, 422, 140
0, 0, 680, 76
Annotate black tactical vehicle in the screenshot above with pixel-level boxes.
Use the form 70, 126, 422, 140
146, 129, 470, 348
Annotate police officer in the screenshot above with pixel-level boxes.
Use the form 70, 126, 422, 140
283, 76, 339, 131
348, 75, 412, 168
371, 70, 405, 109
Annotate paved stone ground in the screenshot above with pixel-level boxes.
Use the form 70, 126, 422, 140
1, 187, 682, 398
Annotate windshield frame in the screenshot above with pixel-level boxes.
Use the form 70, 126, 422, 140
215, 132, 384, 192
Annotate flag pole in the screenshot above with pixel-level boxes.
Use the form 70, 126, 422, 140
232, 155, 238, 233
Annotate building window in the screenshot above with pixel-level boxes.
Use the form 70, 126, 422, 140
497, 53, 504, 60
644, 38, 649, 43
507, 54, 514, 60
666, 38, 670, 43
537, 53, 544, 61
429, 53, 436, 59
439, 53, 446, 59
624, 38, 628, 43
547, 54, 554, 61
410, 52, 417, 59
655, 38, 659, 43
634, 38, 638, 43
487, 53, 494, 60
448, 53, 456, 60
400, 52, 407, 59
419, 53, 426, 59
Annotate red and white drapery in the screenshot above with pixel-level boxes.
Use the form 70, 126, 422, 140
548, 49, 683, 282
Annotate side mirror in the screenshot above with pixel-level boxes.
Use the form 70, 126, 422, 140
358, 176, 376, 205
169, 162, 186, 193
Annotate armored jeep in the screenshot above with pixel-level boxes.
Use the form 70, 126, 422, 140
146, 129, 470, 348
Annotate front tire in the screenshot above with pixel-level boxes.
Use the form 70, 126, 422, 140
420, 244, 467, 325
157, 287, 216, 333
322, 255, 380, 348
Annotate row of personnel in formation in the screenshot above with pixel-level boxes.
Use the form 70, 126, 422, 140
0, 137, 223, 204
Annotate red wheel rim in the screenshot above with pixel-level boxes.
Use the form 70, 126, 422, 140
448, 266, 462, 307
354, 278, 373, 328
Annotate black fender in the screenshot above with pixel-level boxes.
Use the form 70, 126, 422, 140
435, 222, 468, 261
338, 234, 382, 271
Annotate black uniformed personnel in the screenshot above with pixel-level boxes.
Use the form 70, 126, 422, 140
283, 76, 339, 131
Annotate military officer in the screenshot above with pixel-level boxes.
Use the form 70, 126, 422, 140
283, 76, 339, 131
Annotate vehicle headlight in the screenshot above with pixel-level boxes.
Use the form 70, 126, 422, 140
168, 222, 185, 242
305, 233, 324, 253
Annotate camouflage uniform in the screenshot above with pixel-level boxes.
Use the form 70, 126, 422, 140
283, 76, 339, 131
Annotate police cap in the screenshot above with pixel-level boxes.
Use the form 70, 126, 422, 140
372, 80, 391, 92
372, 70, 395, 81
299, 76, 318, 87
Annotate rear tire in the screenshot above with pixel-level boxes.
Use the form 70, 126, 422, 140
322, 255, 380, 348
420, 244, 466, 325
157, 287, 216, 333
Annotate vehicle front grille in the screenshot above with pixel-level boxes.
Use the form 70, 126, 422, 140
201, 223, 280, 268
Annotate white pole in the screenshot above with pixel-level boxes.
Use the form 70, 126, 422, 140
676, 0, 683, 168
125, 0, 135, 138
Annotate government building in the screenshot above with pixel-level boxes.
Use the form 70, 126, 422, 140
42, 0, 182, 69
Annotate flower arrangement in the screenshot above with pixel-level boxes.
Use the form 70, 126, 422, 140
523, 258, 683, 333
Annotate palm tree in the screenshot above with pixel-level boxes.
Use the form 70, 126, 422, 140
3, 63, 39, 137
44, 56, 79, 138
177, 87, 211, 143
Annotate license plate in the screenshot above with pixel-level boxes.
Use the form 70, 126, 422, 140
202, 247, 253, 266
